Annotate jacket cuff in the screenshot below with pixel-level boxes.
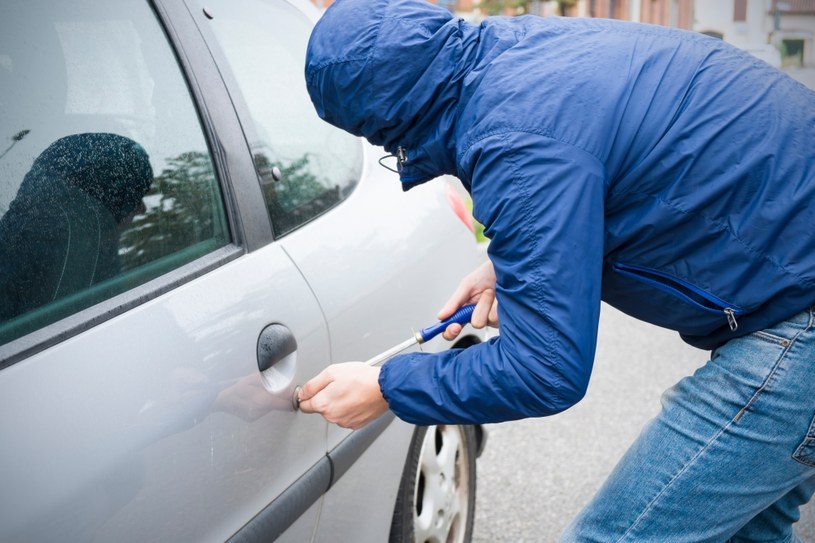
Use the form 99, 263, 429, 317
377, 361, 392, 405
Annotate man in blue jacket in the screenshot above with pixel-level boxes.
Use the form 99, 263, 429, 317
297, 0, 815, 539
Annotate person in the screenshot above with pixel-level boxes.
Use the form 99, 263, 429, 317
0, 133, 153, 321
297, 0, 815, 540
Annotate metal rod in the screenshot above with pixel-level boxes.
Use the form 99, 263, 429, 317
365, 334, 421, 367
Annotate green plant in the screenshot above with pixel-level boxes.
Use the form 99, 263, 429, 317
466, 196, 488, 244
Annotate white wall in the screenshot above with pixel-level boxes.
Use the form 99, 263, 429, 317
693, 0, 774, 48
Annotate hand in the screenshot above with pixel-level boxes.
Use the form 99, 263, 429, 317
438, 260, 499, 340
298, 362, 389, 429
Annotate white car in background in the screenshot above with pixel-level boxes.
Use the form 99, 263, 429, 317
0, 0, 486, 541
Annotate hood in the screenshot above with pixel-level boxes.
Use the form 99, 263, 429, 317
305, 0, 470, 189
16, 133, 153, 223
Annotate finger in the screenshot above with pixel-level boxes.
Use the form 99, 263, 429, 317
298, 396, 317, 413
471, 289, 495, 328
442, 322, 463, 341
300, 369, 334, 401
438, 281, 475, 319
489, 298, 500, 327
298, 387, 328, 414
438, 261, 497, 319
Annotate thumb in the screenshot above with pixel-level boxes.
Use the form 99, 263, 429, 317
438, 281, 474, 320
300, 368, 334, 402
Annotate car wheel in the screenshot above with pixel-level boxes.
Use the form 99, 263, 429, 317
390, 424, 477, 543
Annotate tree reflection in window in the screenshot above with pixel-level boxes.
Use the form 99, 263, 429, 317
119, 150, 227, 270
254, 152, 341, 237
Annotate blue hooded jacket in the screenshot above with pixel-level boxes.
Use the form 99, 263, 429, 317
306, 0, 815, 425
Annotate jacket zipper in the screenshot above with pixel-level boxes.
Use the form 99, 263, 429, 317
611, 262, 743, 331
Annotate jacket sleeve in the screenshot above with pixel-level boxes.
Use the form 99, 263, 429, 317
379, 132, 607, 425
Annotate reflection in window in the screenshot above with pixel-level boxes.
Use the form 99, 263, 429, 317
0, 134, 152, 320
199, 0, 362, 236
0, 0, 228, 345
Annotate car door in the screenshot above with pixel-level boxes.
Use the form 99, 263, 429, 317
0, 1, 328, 541
185, 2, 488, 542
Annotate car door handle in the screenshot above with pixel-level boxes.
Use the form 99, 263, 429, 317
257, 323, 297, 372
257, 324, 298, 397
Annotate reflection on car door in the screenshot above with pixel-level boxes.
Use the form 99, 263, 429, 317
0, 248, 328, 541
0, 247, 331, 541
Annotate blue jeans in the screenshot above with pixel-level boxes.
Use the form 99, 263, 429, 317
562, 306, 815, 542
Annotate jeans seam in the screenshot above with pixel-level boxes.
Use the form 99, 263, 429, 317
792, 310, 815, 467
793, 437, 815, 467
733, 329, 803, 422
618, 417, 739, 542
749, 330, 792, 347
619, 323, 808, 542
736, 310, 813, 422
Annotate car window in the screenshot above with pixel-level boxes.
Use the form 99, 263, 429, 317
197, 0, 363, 236
0, 0, 229, 345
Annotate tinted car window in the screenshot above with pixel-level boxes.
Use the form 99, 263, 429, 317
0, 0, 229, 345
198, 0, 363, 236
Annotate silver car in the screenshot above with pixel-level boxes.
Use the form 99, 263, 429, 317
0, 0, 486, 541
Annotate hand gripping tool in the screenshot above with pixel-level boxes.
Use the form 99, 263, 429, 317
363, 303, 476, 367
293, 304, 475, 410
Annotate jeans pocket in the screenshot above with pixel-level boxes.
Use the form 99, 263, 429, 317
748, 330, 792, 347
793, 414, 815, 467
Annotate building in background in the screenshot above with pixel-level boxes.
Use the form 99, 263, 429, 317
556, 0, 692, 28
694, 0, 813, 68
309, 0, 690, 24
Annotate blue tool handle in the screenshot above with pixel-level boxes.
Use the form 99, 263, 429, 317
418, 304, 476, 343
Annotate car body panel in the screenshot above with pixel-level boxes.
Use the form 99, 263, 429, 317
0, 244, 329, 541
279, 154, 484, 452
314, 417, 415, 543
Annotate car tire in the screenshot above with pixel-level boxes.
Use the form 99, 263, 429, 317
389, 424, 477, 543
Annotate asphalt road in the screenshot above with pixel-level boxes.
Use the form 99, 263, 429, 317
471, 304, 815, 542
